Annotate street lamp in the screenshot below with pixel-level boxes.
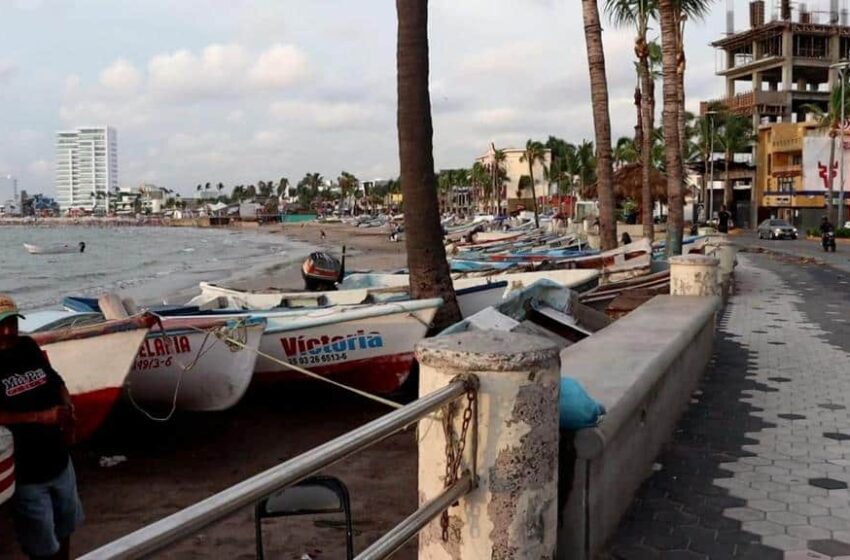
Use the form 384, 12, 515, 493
704, 110, 718, 224
830, 61, 849, 226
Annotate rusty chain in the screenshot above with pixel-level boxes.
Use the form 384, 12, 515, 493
440, 385, 477, 542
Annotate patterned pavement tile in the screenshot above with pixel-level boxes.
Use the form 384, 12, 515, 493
603, 253, 850, 559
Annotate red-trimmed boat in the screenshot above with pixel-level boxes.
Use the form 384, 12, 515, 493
31, 315, 155, 441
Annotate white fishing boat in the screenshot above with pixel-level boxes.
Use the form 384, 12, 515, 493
189, 268, 599, 320
27, 314, 155, 441
23, 242, 86, 255
67, 298, 445, 395
22, 312, 267, 413
0, 427, 12, 506
125, 316, 266, 412
340, 268, 600, 293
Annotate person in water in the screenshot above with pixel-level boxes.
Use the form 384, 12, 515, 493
0, 295, 83, 560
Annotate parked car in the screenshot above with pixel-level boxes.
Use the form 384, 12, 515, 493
757, 219, 798, 240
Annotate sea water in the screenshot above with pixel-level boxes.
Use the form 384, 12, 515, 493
0, 226, 313, 311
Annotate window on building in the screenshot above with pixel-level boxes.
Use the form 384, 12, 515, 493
792, 154, 802, 166
777, 177, 795, 193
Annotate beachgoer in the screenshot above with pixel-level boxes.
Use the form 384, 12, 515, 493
0, 295, 82, 560
320, 230, 326, 241
717, 205, 731, 233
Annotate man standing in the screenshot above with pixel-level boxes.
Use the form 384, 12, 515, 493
717, 205, 732, 234
0, 295, 82, 560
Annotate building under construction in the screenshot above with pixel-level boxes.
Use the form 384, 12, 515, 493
702, 0, 850, 226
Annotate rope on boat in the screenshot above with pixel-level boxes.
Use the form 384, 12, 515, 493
152, 313, 407, 410
125, 316, 247, 423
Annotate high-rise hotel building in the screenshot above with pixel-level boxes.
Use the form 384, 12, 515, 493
55, 126, 118, 213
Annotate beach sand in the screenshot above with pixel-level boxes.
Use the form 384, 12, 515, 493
0, 222, 418, 559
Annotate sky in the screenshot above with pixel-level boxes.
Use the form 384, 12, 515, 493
0, 0, 821, 199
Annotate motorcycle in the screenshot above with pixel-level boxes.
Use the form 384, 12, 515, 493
823, 231, 837, 252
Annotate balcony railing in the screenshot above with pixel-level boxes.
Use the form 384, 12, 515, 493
701, 90, 788, 116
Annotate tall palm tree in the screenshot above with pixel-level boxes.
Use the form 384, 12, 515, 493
396, 0, 460, 329
576, 140, 597, 194
582, 0, 617, 250
692, 113, 715, 217
614, 137, 639, 168
674, 1, 713, 159
659, 0, 684, 255
471, 161, 489, 212
490, 146, 507, 216
715, 112, 753, 215
606, 0, 658, 240
520, 139, 546, 227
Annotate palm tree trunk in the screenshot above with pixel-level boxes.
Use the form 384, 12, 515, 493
724, 149, 733, 210
676, 16, 687, 163
639, 41, 654, 241
529, 160, 540, 228
396, 0, 460, 329
659, 0, 684, 256
828, 132, 837, 221
582, 0, 617, 250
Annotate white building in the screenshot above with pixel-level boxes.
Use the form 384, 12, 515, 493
474, 145, 552, 213
55, 126, 118, 214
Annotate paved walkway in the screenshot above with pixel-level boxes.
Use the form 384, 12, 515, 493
605, 251, 850, 559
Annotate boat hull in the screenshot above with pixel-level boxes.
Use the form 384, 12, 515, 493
32, 318, 153, 441
0, 428, 13, 506
125, 318, 266, 412
254, 305, 438, 394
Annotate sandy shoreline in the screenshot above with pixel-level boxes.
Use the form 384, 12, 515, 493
0, 221, 417, 558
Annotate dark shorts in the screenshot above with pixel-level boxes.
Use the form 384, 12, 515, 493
12, 459, 84, 557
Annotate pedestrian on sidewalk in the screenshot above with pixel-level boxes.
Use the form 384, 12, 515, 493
718, 205, 731, 234
0, 295, 83, 560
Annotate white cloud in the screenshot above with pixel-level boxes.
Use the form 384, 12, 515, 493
248, 44, 310, 89
148, 44, 249, 100
99, 59, 141, 94
28, 159, 49, 177
0, 60, 17, 84
226, 109, 245, 124
269, 100, 380, 129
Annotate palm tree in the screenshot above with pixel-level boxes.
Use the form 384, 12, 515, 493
659, 0, 684, 255
692, 113, 715, 218
803, 81, 850, 221
471, 161, 489, 212
674, 0, 713, 161
576, 140, 597, 194
490, 146, 507, 216
338, 171, 359, 214
520, 139, 546, 227
396, 0, 460, 329
715, 112, 753, 216
606, 0, 658, 240
277, 177, 289, 198
196, 184, 202, 194
204, 182, 211, 192
582, 0, 617, 250
614, 137, 639, 168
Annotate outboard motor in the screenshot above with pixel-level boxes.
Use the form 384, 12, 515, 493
79, 242, 86, 253
301, 246, 346, 291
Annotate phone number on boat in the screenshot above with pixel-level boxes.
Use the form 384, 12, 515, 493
288, 352, 348, 367
134, 357, 174, 371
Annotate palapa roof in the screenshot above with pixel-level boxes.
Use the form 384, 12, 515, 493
582, 163, 668, 203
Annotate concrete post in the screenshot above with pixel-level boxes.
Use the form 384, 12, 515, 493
705, 235, 738, 283
0, 427, 14, 505
416, 332, 561, 560
669, 254, 720, 297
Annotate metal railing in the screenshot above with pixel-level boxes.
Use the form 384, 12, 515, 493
79, 376, 478, 560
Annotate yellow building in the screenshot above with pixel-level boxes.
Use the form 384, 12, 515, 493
755, 121, 841, 228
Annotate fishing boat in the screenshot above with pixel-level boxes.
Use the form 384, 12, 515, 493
23, 241, 86, 255
64, 298, 444, 395
0, 427, 13, 506
24, 312, 268, 412
440, 279, 611, 347
339, 268, 600, 295
127, 316, 266, 412
187, 279, 510, 319
27, 314, 155, 440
